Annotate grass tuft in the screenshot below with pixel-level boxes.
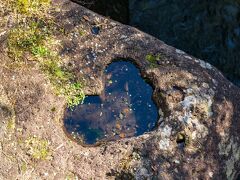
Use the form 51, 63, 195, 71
24, 136, 51, 160
12, 0, 51, 16
7, 118, 15, 131
42, 60, 85, 108
7, 21, 50, 61
5, 0, 85, 108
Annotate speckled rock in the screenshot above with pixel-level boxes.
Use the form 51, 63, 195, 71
0, 0, 239, 179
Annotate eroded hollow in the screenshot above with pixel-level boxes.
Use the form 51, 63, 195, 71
64, 60, 158, 145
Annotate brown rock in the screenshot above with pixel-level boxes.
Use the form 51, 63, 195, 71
0, 0, 239, 179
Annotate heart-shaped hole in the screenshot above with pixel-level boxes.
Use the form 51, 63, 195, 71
64, 60, 159, 145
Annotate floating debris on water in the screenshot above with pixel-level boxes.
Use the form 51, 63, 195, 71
64, 61, 158, 145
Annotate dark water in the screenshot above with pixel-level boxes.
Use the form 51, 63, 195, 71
64, 61, 158, 145
76, 0, 240, 87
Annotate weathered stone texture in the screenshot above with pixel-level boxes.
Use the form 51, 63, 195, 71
0, 0, 239, 179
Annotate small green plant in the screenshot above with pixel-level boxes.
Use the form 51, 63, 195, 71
42, 60, 72, 81
145, 53, 161, 67
5, 0, 85, 108
20, 161, 28, 173
8, 21, 49, 61
7, 118, 15, 131
31, 45, 50, 57
24, 136, 51, 160
13, 0, 51, 16
63, 83, 85, 109
78, 28, 86, 36
42, 60, 85, 108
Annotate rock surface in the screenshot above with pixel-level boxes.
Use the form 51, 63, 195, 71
0, 0, 239, 179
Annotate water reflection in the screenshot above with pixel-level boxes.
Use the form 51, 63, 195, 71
64, 61, 158, 145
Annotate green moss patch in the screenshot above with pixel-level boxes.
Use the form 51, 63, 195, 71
11, 0, 50, 16
145, 53, 161, 67
5, 0, 85, 108
24, 136, 51, 160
